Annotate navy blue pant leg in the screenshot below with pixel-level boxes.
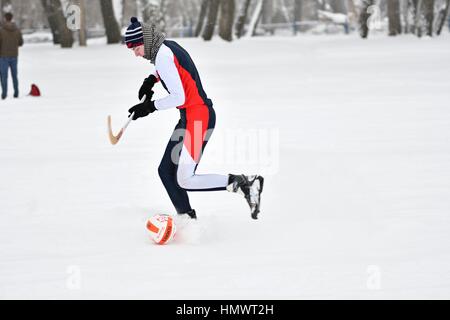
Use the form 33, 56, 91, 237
158, 114, 192, 213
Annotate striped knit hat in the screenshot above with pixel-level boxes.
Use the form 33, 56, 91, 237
125, 17, 144, 48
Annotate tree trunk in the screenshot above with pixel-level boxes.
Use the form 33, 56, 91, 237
261, 0, 274, 34
293, 0, 301, 34
235, 0, 251, 38
202, 0, 221, 41
246, 0, 263, 37
100, 0, 122, 44
195, 0, 209, 37
76, 0, 87, 46
41, 0, 74, 47
403, 0, 410, 33
436, 0, 450, 35
40, 0, 61, 44
359, 0, 374, 38
423, 0, 434, 36
414, 0, 424, 37
388, 0, 402, 36
218, 0, 235, 41
122, 0, 138, 27
407, 0, 418, 34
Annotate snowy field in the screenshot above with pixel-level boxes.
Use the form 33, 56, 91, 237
1, 34, 450, 299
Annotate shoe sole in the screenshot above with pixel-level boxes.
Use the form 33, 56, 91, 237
251, 176, 264, 220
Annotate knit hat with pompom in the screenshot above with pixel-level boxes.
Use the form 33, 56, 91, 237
125, 17, 144, 48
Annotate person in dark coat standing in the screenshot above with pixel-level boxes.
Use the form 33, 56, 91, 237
0, 12, 23, 99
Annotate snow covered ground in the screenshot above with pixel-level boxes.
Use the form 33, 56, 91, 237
1, 34, 450, 299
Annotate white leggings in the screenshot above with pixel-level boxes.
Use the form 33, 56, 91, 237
177, 144, 229, 191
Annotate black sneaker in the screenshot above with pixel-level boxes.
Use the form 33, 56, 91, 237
178, 209, 197, 220
227, 174, 264, 219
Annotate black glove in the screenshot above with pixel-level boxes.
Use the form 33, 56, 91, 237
138, 75, 157, 100
128, 96, 156, 120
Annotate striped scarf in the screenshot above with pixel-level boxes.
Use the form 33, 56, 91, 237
142, 23, 166, 64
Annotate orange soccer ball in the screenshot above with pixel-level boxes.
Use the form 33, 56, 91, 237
146, 214, 177, 245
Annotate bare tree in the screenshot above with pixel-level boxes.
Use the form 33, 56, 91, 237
246, 0, 264, 36
235, 0, 252, 38
414, 0, 424, 37
423, 0, 435, 36
76, 0, 87, 46
359, 0, 374, 38
195, 0, 209, 37
293, 0, 301, 34
202, 0, 220, 40
41, 0, 74, 47
41, 0, 60, 44
261, 0, 274, 34
405, 0, 423, 34
436, 0, 450, 35
218, 0, 235, 41
403, 0, 411, 33
100, 0, 122, 44
388, 0, 402, 36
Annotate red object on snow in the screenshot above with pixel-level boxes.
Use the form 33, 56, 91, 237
29, 84, 41, 97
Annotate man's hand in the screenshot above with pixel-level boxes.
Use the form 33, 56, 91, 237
128, 95, 156, 120
138, 75, 157, 100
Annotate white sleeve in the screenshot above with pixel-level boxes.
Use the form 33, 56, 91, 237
154, 49, 185, 110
